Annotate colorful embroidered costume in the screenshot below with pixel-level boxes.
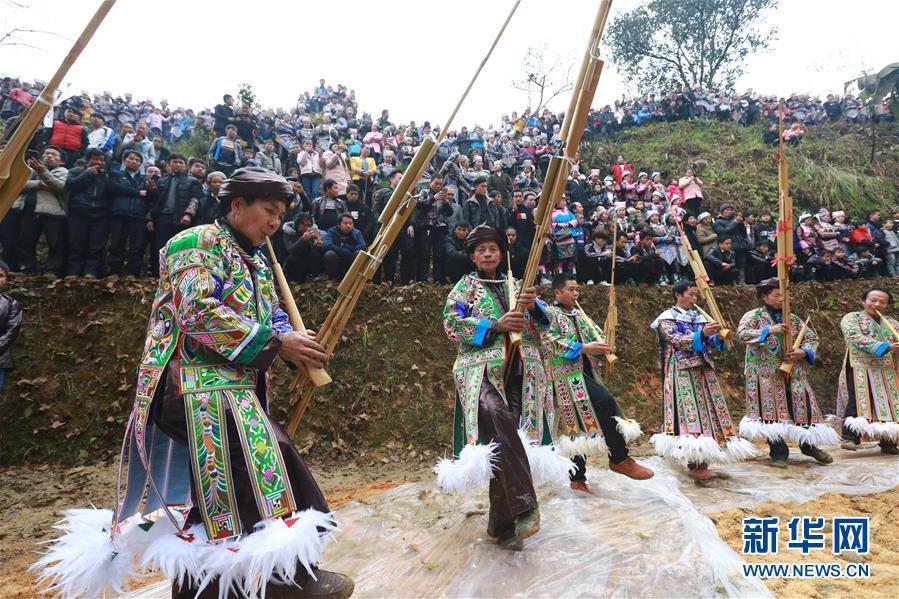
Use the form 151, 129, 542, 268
649, 307, 757, 466
736, 307, 838, 447
34, 222, 335, 598
443, 273, 553, 453
542, 303, 643, 458
837, 311, 899, 443
435, 271, 569, 538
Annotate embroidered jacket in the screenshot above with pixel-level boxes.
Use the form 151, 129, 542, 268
542, 304, 605, 440
443, 273, 551, 454
737, 307, 817, 374
120, 221, 295, 542
836, 311, 899, 422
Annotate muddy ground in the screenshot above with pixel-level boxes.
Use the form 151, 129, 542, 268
0, 454, 433, 599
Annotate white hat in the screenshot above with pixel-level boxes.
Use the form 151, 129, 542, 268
698, 212, 711, 221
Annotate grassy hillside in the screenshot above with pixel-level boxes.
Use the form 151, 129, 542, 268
582, 120, 899, 215
2, 276, 896, 465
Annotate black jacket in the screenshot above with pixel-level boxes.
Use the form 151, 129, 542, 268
151, 173, 202, 224
463, 194, 503, 230
0, 292, 23, 370
109, 168, 149, 219
345, 200, 375, 243
713, 216, 748, 251
704, 246, 736, 268
444, 234, 474, 281
65, 167, 112, 217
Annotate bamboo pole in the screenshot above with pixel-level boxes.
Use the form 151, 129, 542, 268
676, 223, 733, 345
576, 300, 617, 368
0, 0, 118, 221
779, 316, 811, 375
875, 310, 899, 372
603, 220, 619, 367
507, 243, 521, 346
508, 0, 613, 364
776, 101, 794, 372
286, 0, 524, 435
265, 238, 332, 387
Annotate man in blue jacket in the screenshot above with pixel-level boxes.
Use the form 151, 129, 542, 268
108, 150, 151, 276
323, 213, 365, 280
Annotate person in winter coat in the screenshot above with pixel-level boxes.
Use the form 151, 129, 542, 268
282, 212, 324, 283
713, 205, 749, 284
874, 218, 899, 276
695, 212, 718, 255
344, 184, 375, 243
147, 153, 202, 277
703, 236, 739, 285
10, 146, 68, 277
0, 261, 22, 392
463, 177, 503, 230
322, 213, 366, 280
107, 150, 151, 276
65, 148, 113, 277
444, 222, 474, 282
678, 168, 704, 216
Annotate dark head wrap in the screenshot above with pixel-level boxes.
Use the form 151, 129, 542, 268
755, 277, 780, 296
218, 167, 293, 209
465, 224, 506, 254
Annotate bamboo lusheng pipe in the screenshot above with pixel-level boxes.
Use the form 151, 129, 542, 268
776, 101, 794, 369
875, 310, 899, 372
778, 316, 811, 375
603, 220, 619, 367
286, 0, 524, 436
0, 0, 118, 222
576, 300, 617, 368
509, 0, 613, 353
264, 238, 332, 387
676, 224, 733, 345
506, 250, 521, 346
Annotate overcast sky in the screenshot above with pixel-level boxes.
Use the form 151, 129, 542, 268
1, 0, 895, 127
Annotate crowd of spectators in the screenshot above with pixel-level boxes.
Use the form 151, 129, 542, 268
0, 75, 896, 287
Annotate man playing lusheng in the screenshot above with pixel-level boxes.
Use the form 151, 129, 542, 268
838, 288, 899, 454
438, 224, 552, 550
34, 168, 354, 599
650, 281, 758, 480
736, 278, 837, 468
543, 274, 654, 493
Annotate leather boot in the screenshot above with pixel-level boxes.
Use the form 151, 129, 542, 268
687, 463, 717, 480
609, 457, 655, 480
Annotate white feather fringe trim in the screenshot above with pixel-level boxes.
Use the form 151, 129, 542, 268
650, 433, 727, 466
796, 423, 841, 448
738, 416, 788, 443
517, 430, 577, 486
32, 507, 336, 599
553, 433, 609, 458
195, 509, 337, 599
30, 508, 138, 599
137, 520, 202, 589
722, 437, 760, 463
613, 416, 644, 444
843, 416, 899, 442
434, 442, 498, 494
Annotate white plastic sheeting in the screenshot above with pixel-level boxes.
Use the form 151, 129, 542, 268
125, 448, 898, 598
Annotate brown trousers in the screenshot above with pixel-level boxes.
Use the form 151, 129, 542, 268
478, 372, 539, 538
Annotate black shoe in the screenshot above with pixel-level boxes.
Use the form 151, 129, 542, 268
880, 443, 899, 455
